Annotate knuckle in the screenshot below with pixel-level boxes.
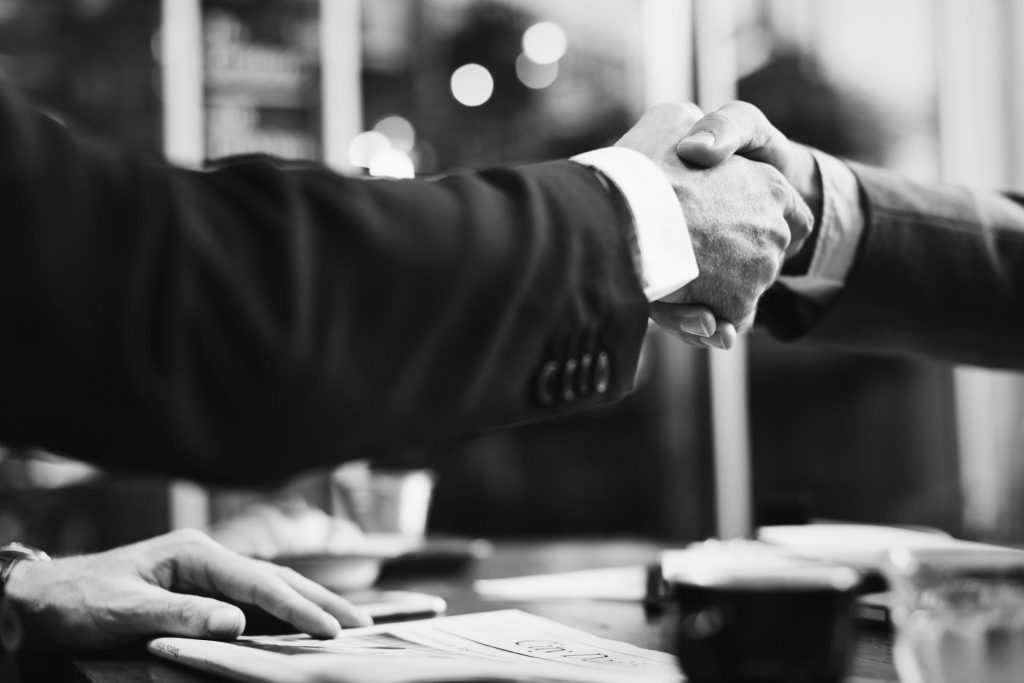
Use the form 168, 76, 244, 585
275, 566, 303, 582
772, 221, 792, 250
765, 170, 794, 204
168, 528, 207, 545
724, 100, 759, 119
168, 528, 215, 553
702, 109, 731, 128
170, 599, 203, 628
761, 163, 787, 187
653, 100, 703, 125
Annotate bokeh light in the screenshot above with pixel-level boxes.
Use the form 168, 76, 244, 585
369, 148, 415, 179
373, 115, 416, 154
522, 21, 567, 65
450, 63, 494, 107
347, 131, 391, 169
515, 53, 558, 89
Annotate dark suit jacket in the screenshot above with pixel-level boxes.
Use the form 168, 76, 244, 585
763, 161, 1024, 370
0, 85, 649, 483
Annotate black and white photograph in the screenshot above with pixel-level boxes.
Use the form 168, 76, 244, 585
0, 1, 1023, 681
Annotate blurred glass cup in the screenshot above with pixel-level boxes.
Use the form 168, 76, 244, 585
887, 547, 1024, 683
330, 461, 435, 540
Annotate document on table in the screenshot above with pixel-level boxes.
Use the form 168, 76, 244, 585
148, 609, 683, 683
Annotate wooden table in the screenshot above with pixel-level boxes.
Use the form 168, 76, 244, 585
41, 539, 897, 682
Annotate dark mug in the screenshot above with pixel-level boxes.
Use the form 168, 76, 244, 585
670, 565, 862, 683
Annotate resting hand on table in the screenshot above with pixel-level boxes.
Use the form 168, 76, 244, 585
655, 101, 822, 349
3, 529, 371, 651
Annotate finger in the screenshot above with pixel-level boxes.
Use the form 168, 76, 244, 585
171, 536, 343, 638
641, 101, 705, 134
131, 587, 246, 640
676, 101, 791, 173
261, 562, 373, 628
777, 175, 815, 257
663, 328, 718, 348
616, 101, 704, 157
705, 322, 739, 350
650, 303, 717, 338
651, 303, 733, 349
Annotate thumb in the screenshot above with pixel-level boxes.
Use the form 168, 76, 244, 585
676, 101, 791, 175
138, 590, 246, 640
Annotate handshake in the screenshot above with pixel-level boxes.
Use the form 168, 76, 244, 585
615, 101, 820, 349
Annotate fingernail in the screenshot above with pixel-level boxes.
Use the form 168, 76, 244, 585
207, 608, 245, 638
307, 612, 342, 639
706, 336, 728, 350
681, 130, 716, 147
679, 316, 712, 337
321, 613, 343, 636
351, 608, 374, 628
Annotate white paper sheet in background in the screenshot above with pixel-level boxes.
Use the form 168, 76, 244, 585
755, 524, 1018, 568
474, 525, 1024, 606
474, 566, 648, 602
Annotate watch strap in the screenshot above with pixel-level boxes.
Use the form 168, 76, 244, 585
0, 543, 50, 601
0, 543, 49, 653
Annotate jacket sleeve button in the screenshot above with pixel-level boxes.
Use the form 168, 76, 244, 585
593, 351, 611, 395
533, 361, 560, 407
562, 358, 578, 403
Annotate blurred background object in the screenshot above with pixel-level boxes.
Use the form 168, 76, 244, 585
210, 495, 365, 559
330, 461, 435, 539
1, 0, 1023, 560
887, 547, 1024, 682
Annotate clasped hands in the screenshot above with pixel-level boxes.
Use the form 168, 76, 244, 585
616, 101, 820, 349
1, 102, 812, 656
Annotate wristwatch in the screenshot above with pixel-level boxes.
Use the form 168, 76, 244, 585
0, 543, 50, 600
0, 543, 50, 653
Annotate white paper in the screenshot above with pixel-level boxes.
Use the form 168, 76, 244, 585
474, 566, 648, 602
755, 524, 1011, 568
148, 609, 683, 683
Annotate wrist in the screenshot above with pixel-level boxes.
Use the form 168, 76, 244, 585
0, 543, 51, 652
4, 557, 39, 600
571, 147, 698, 300
0, 544, 49, 599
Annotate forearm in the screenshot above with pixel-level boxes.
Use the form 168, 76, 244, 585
767, 160, 1024, 369
0, 86, 649, 482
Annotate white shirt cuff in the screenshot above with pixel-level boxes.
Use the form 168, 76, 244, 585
778, 150, 865, 303
571, 147, 699, 301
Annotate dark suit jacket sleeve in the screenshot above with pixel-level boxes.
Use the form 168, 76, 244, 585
0, 86, 650, 483
760, 160, 1024, 370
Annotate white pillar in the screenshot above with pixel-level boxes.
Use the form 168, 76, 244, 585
937, 0, 1024, 540
694, 0, 752, 540
160, 0, 205, 168
640, 0, 693, 105
161, 0, 209, 529
320, 0, 363, 173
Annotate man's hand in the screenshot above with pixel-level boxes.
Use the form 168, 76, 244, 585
616, 102, 813, 331
649, 302, 738, 350
658, 101, 822, 348
4, 529, 372, 651
676, 100, 821, 252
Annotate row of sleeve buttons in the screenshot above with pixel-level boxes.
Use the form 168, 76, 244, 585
534, 351, 611, 407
